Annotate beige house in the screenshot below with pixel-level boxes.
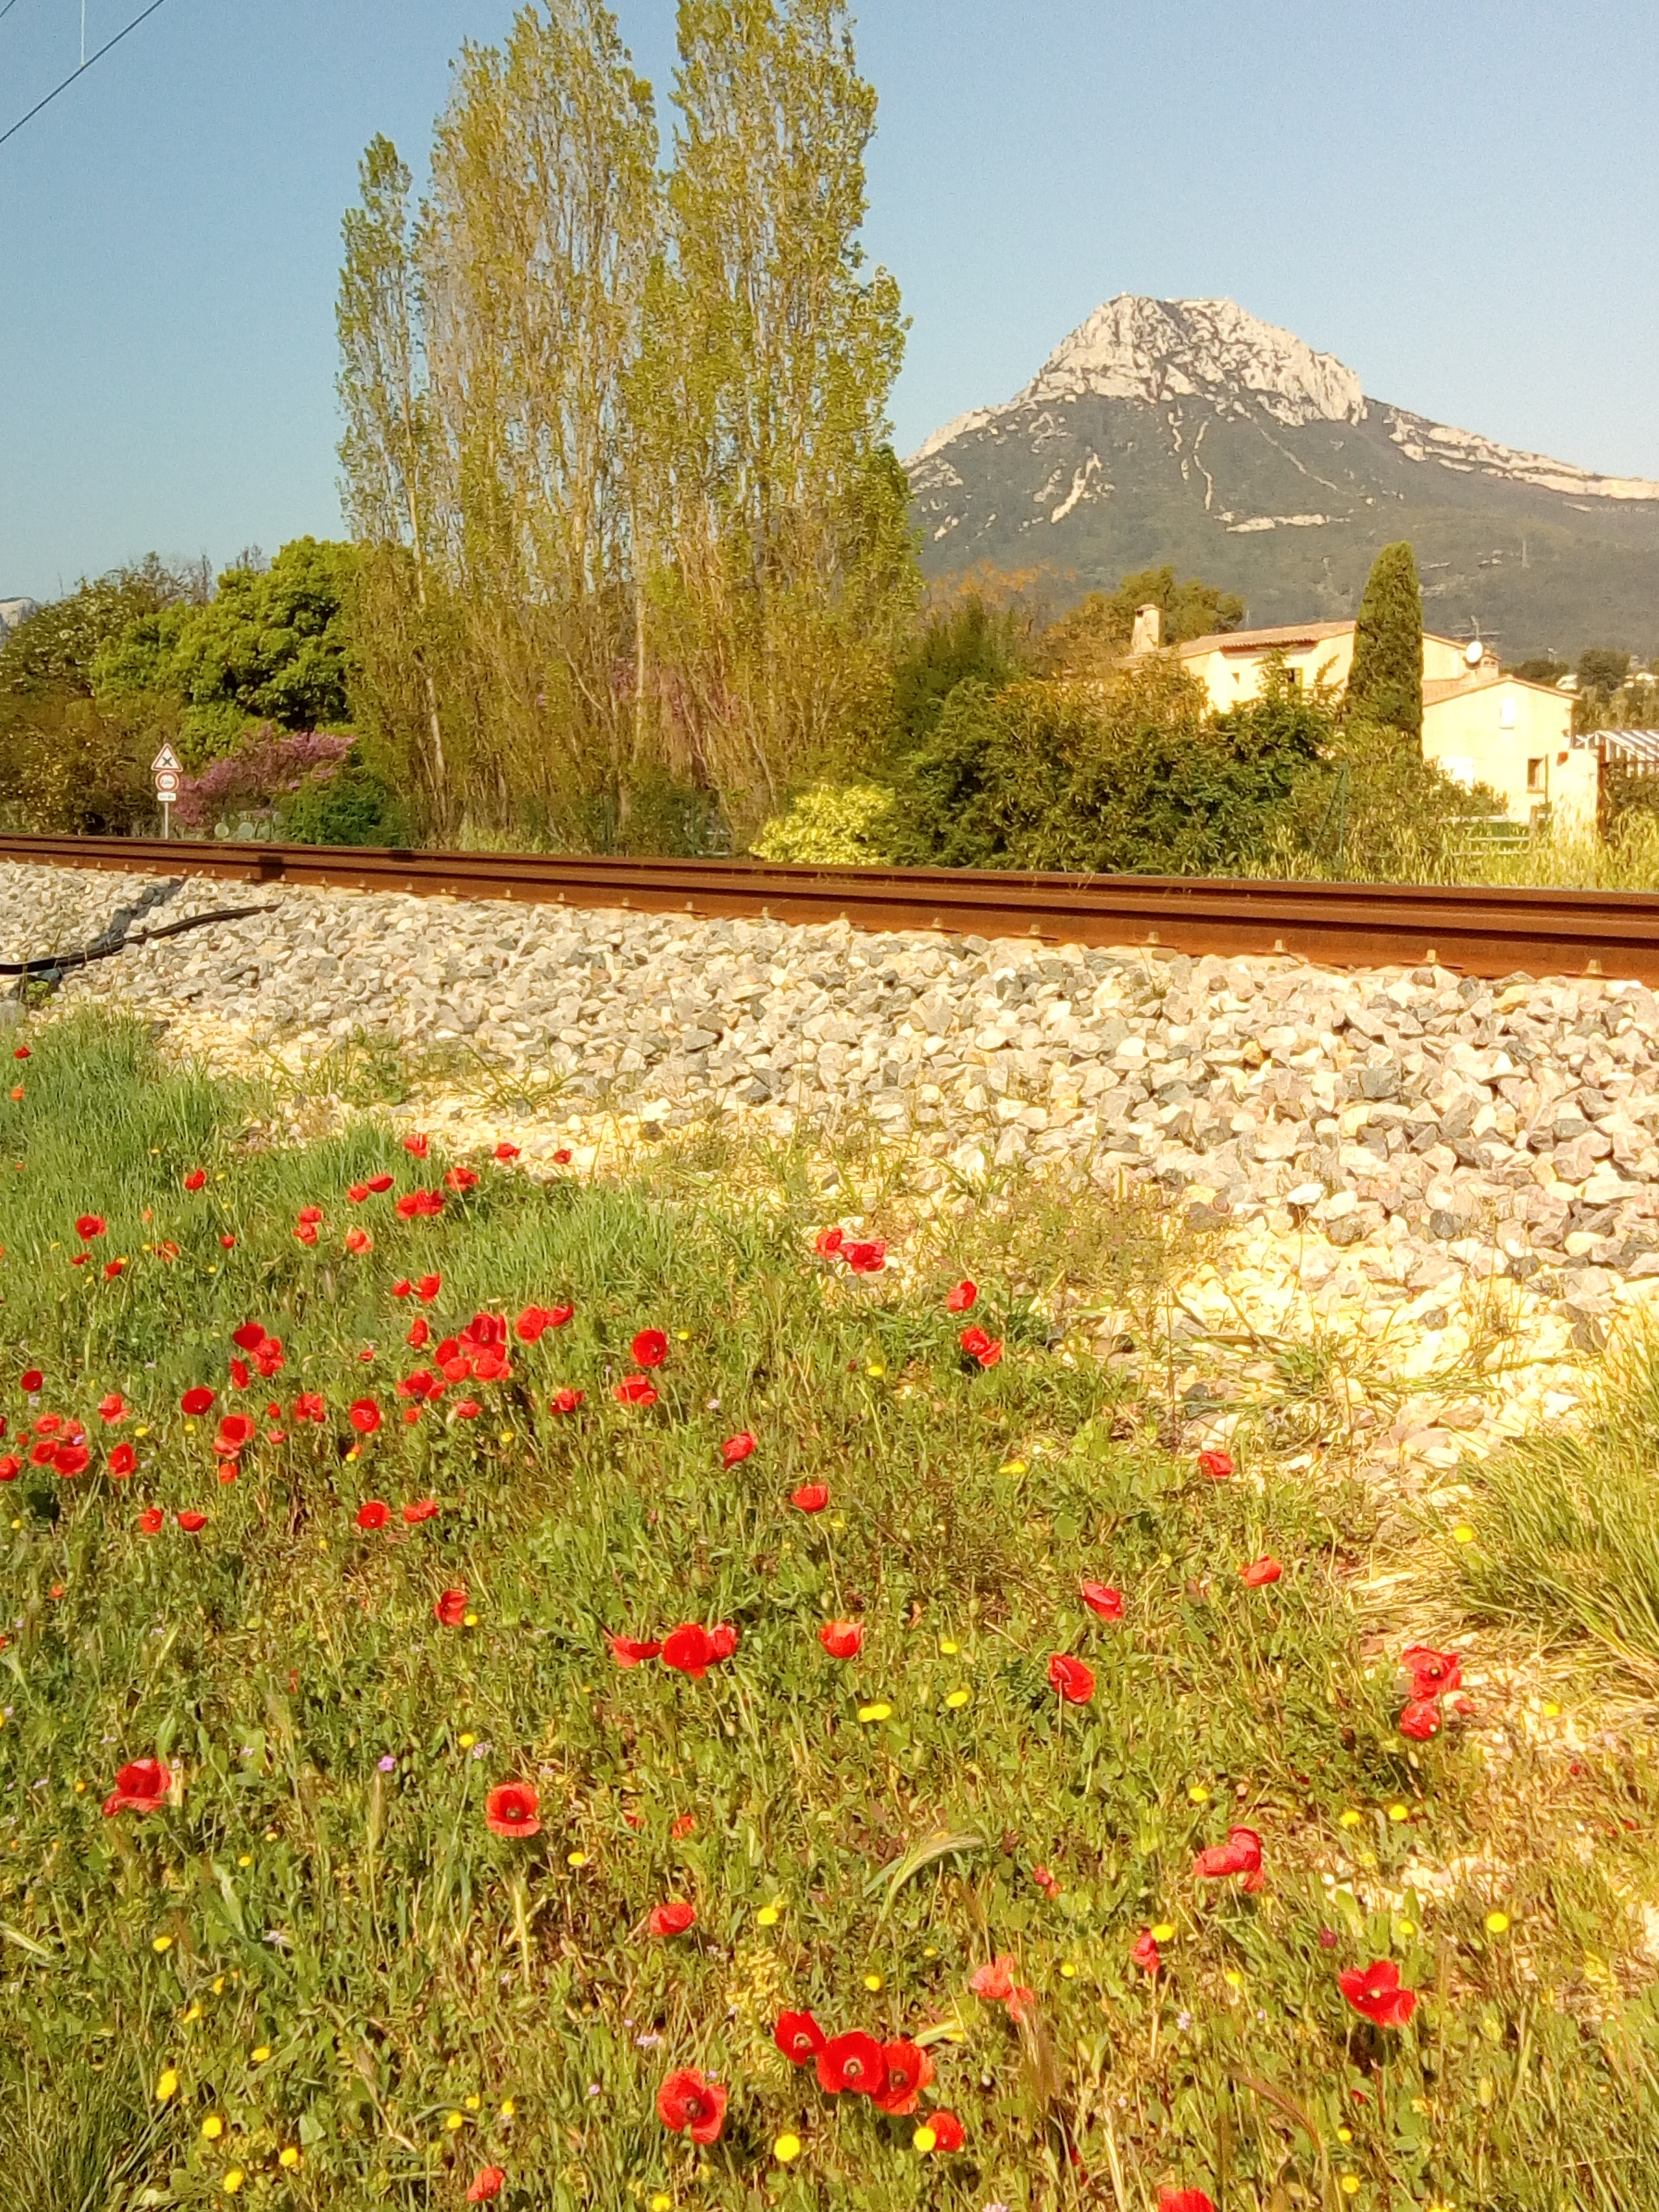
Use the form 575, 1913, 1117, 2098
1154, 613, 1587, 827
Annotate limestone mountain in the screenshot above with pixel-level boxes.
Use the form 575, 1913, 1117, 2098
907, 297, 1659, 657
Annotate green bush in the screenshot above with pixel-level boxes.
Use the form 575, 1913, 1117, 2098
280, 744, 408, 847
886, 657, 1321, 875
749, 782, 896, 864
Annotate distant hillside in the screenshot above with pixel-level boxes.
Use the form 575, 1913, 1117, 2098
907, 298, 1659, 659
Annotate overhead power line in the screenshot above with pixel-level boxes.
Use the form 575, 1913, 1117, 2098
0, 0, 23, 25
0, 0, 170, 153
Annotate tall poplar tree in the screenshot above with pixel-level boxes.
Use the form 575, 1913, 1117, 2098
633, 0, 917, 819
1347, 541, 1423, 738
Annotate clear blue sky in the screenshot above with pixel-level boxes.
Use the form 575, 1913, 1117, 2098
3, 0, 1656, 599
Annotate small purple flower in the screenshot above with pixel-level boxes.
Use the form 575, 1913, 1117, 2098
378, 1755, 396, 1772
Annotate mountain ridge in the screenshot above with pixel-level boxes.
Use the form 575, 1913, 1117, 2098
907, 298, 1659, 655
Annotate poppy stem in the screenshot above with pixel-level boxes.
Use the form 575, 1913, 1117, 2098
512, 1874, 531, 1989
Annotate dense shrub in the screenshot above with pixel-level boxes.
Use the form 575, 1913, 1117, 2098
750, 782, 896, 864
885, 657, 1321, 875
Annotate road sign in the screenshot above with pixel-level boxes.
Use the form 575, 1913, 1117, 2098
154, 770, 179, 795
150, 743, 182, 775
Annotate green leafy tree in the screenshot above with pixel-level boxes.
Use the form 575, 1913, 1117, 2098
1346, 541, 1423, 736
90, 539, 358, 763
1577, 647, 1631, 698
1513, 657, 1569, 688
1040, 565, 1245, 678
890, 593, 1024, 753
629, 0, 917, 823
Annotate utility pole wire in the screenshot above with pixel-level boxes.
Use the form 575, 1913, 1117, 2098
0, 0, 169, 152
0, 0, 23, 24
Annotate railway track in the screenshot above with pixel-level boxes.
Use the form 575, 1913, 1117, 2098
5, 830, 1659, 985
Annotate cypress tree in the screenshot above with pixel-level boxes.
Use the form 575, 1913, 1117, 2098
1347, 541, 1423, 736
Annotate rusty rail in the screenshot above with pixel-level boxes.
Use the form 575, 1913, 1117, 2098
5, 831, 1659, 984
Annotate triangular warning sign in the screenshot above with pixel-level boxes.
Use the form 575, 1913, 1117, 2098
151, 743, 182, 774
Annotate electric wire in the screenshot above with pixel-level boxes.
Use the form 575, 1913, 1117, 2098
0, 0, 169, 153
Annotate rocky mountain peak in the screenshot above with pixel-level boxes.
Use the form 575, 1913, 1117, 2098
1016, 295, 1366, 429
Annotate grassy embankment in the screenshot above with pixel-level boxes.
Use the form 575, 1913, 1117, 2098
0, 1015, 1655, 2211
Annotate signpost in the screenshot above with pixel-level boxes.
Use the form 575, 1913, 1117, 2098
152, 744, 182, 839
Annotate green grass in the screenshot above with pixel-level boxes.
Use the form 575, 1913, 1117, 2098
1, 1016, 1657, 2211
1456, 1334, 1659, 1686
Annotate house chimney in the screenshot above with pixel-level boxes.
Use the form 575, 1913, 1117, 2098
1129, 602, 1162, 656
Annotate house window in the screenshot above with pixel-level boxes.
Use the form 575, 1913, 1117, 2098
1526, 758, 1546, 792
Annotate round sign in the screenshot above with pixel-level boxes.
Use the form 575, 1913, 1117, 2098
154, 771, 179, 794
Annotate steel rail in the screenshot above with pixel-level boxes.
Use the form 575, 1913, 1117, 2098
5, 831, 1659, 984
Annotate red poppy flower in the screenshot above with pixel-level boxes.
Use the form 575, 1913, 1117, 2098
656, 2067, 727, 2144
873, 2039, 933, 2115
292, 1392, 326, 1424
609, 1633, 663, 1667
791, 1481, 828, 1512
107, 1443, 137, 1478
1032, 1862, 1060, 1898
396, 1370, 437, 1403
101, 1756, 171, 1817
356, 1501, 390, 1531
1240, 1556, 1283, 1587
406, 1317, 431, 1350
945, 1278, 977, 1313
11, 1044, 27, 1058
671, 1813, 696, 1838
925, 2110, 965, 2152
844, 1239, 886, 1274
514, 1305, 551, 1343
814, 1226, 845, 1258
1338, 1959, 1418, 2029
1081, 1580, 1124, 1621
1159, 2193, 1217, 2212
434, 1587, 468, 1627
230, 1358, 252, 1390
103, 1258, 126, 1279
1196, 1448, 1235, 1480
403, 1133, 430, 1158
29, 1440, 55, 1467
396, 1189, 445, 1220
451, 1398, 482, 1421
215, 1414, 256, 1456
76, 1214, 106, 1240
967, 1954, 1016, 2001
20, 1369, 42, 1393
180, 1386, 215, 1416
1131, 1929, 1161, 1975
345, 1228, 373, 1255
416, 1273, 442, 1301
366, 1172, 394, 1194
348, 1183, 371, 1203
297, 1204, 323, 1226
661, 1622, 736, 1678
1398, 1697, 1441, 1741
348, 1398, 382, 1436
0, 1454, 16, 1484
552, 1147, 572, 1166
484, 1782, 540, 1839
177, 1510, 207, 1532
402, 1498, 439, 1524
720, 1431, 756, 1466
774, 2009, 826, 2065
391, 1279, 413, 1300
494, 1142, 521, 1162
157, 1240, 181, 1261
233, 1322, 266, 1358
220, 1233, 236, 1249
137, 1505, 163, 1534
1194, 1826, 1262, 1880
551, 1388, 585, 1415
614, 1375, 658, 1407
818, 1618, 864, 1659
466, 2171, 506, 2205
648, 1900, 697, 1938
1048, 1653, 1095, 1704
52, 1442, 89, 1477
444, 1166, 480, 1194
817, 2030, 888, 2097
1401, 1645, 1462, 1696
631, 1329, 669, 1368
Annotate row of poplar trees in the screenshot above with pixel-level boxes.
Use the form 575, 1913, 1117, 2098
337, 0, 916, 844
